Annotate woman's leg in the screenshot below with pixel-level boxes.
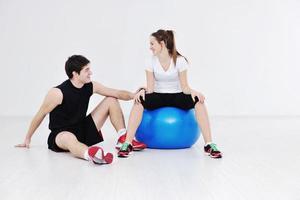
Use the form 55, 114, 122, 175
194, 101, 222, 158
173, 93, 215, 144
124, 93, 165, 143
118, 93, 165, 157
125, 103, 144, 143
194, 102, 212, 144
117, 103, 144, 157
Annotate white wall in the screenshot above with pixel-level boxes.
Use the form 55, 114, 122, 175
0, 0, 299, 116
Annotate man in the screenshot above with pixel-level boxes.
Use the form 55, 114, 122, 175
15, 55, 146, 164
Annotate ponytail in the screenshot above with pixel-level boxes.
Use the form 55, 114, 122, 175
165, 30, 178, 65
151, 29, 187, 65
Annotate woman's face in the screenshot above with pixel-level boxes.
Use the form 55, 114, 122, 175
149, 36, 162, 56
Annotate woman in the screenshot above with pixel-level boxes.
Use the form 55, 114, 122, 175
118, 29, 222, 159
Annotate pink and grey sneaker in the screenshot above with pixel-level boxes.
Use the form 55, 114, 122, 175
116, 134, 146, 151
88, 146, 113, 164
204, 143, 222, 159
117, 142, 133, 158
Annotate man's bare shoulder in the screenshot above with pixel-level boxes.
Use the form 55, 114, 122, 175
46, 88, 63, 105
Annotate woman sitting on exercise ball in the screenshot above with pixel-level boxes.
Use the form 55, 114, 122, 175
117, 29, 222, 159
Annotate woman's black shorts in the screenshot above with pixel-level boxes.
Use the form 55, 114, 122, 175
140, 92, 199, 110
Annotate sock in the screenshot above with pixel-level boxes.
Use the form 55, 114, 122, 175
205, 142, 212, 146
117, 128, 127, 136
84, 149, 90, 161
120, 142, 131, 150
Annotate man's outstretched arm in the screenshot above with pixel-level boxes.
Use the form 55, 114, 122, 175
15, 88, 62, 148
92, 81, 136, 101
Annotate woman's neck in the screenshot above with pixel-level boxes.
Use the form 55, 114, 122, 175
158, 48, 171, 62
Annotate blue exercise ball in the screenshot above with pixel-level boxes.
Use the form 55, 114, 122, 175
136, 107, 201, 149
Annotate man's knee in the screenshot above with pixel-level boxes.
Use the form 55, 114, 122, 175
55, 132, 78, 148
105, 96, 118, 102
104, 96, 119, 106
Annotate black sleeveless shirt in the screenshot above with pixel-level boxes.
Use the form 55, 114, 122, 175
49, 80, 93, 131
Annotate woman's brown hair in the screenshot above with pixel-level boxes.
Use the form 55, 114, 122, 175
151, 29, 187, 65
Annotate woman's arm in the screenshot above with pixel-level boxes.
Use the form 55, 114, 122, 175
179, 70, 205, 103
179, 70, 191, 94
146, 70, 155, 93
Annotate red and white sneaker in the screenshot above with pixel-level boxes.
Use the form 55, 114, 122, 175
88, 146, 113, 164
116, 134, 147, 151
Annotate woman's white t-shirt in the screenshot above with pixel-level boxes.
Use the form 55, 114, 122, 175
145, 56, 188, 93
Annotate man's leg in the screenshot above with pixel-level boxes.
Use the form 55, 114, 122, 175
90, 97, 126, 132
55, 131, 88, 159
91, 97, 146, 153
55, 131, 113, 164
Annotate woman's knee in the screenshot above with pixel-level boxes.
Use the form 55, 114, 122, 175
194, 101, 206, 110
132, 102, 144, 110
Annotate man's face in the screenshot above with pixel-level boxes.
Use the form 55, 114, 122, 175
74, 64, 92, 83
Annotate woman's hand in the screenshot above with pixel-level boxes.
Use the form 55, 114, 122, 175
191, 89, 205, 104
134, 89, 145, 104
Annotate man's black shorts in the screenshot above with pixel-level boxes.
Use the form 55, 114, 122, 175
47, 114, 103, 152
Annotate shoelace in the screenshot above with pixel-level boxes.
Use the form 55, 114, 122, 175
120, 142, 130, 151
209, 143, 219, 152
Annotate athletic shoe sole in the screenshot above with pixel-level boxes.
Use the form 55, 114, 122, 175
116, 143, 146, 151
88, 146, 113, 164
204, 152, 222, 159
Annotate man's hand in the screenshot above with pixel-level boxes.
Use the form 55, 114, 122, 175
135, 87, 146, 94
15, 137, 31, 148
134, 89, 145, 104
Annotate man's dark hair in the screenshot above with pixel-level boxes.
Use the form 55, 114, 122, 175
65, 55, 90, 79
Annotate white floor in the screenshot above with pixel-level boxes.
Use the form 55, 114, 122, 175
0, 116, 299, 200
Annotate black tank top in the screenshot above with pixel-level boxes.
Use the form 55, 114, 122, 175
49, 80, 93, 131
